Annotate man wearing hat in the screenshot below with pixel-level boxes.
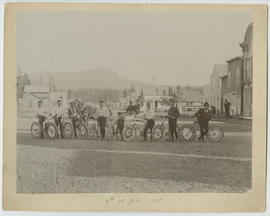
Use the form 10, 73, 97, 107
96, 100, 109, 140
167, 99, 180, 141
53, 99, 65, 138
195, 102, 212, 142
68, 100, 79, 138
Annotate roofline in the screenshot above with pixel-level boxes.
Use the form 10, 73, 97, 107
226, 56, 242, 63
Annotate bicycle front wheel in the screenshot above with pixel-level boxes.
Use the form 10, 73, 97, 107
179, 125, 196, 141
152, 125, 164, 141
207, 126, 224, 142
123, 125, 136, 141
78, 122, 88, 139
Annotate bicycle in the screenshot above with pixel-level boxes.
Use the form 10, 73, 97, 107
31, 115, 58, 139
152, 115, 183, 141
122, 115, 152, 141
179, 120, 224, 142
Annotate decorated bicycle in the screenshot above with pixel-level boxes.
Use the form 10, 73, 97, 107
152, 114, 183, 141
31, 114, 58, 139
179, 120, 224, 142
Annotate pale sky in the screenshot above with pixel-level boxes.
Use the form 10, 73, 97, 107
16, 10, 252, 86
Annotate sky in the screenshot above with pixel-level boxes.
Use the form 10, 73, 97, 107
16, 10, 252, 86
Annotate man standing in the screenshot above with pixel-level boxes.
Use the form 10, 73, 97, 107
97, 100, 109, 140
126, 101, 135, 115
53, 99, 65, 138
68, 101, 79, 138
143, 102, 155, 141
167, 99, 180, 141
195, 102, 212, 142
36, 100, 46, 138
224, 99, 231, 119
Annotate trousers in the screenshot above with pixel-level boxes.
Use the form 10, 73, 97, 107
169, 118, 178, 140
71, 118, 78, 138
38, 115, 46, 138
143, 119, 155, 140
55, 116, 63, 138
98, 117, 107, 139
198, 121, 209, 140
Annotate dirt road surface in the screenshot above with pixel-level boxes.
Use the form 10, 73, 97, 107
17, 123, 251, 193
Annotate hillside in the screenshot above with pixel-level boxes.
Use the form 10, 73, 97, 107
29, 68, 155, 90
27, 67, 204, 95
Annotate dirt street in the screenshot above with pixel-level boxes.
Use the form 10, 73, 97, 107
17, 121, 252, 193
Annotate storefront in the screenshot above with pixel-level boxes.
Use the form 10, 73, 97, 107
240, 23, 253, 118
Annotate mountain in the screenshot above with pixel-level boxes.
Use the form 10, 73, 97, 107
28, 67, 154, 90
27, 67, 205, 95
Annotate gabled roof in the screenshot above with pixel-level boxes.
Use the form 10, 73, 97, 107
24, 85, 50, 93
181, 89, 204, 102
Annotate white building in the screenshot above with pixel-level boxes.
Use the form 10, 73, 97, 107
209, 64, 227, 113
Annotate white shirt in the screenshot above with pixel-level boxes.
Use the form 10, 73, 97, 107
144, 108, 155, 120
53, 106, 65, 117
96, 106, 109, 117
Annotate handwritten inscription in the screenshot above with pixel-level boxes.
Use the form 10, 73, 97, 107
105, 197, 162, 206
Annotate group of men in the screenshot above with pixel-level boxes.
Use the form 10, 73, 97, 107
36, 97, 212, 142
36, 98, 111, 139
36, 99, 65, 138
123, 99, 181, 141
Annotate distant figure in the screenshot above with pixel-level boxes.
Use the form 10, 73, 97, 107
195, 102, 212, 142
224, 100, 231, 119
68, 101, 79, 138
167, 99, 180, 141
53, 99, 65, 138
36, 100, 46, 139
126, 101, 135, 115
96, 100, 109, 140
143, 102, 155, 141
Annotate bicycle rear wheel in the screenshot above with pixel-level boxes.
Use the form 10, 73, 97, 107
62, 122, 74, 139
207, 126, 224, 142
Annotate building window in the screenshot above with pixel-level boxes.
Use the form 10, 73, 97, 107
236, 68, 240, 85
228, 70, 231, 87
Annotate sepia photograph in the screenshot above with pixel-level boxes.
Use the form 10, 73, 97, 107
2, 3, 267, 212
15, 8, 253, 194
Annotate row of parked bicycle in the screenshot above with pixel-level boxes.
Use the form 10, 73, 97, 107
30, 113, 224, 142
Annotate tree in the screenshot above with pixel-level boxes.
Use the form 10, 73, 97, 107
123, 89, 127, 98
67, 89, 72, 100
49, 75, 57, 92
16, 71, 31, 99
176, 85, 183, 100
161, 97, 170, 106
131, 84, 136, 92
168, 86, 173, 96
23, 73, 30, 85
162, 89, 167, 96
155, 88, 159, 95
140, 89, 144, 97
